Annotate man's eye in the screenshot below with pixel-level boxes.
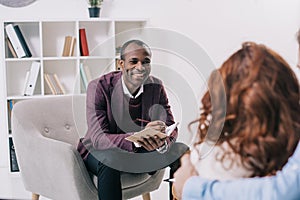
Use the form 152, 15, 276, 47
142, 60, 151, 65
130, 60, 138, 64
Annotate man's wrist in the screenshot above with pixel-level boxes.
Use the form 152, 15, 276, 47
133, 142, 141, 148
156, 140, 168, 154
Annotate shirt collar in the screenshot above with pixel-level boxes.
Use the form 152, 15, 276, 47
121, 76, 144, 98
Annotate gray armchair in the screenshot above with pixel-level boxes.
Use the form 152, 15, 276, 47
11, 95, 165, 200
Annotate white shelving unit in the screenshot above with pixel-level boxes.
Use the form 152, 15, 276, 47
0, 18, 147, 180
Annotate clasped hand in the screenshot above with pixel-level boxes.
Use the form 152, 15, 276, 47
173, 153, 198, 199
137, 120, 166, 151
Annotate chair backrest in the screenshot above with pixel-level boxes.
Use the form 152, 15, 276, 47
12, 95, 98, 200
12, 94, 165, 200
13, 95, 87, 147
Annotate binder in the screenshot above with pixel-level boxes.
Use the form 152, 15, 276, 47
24, 61, 40, 96
13, 25, 32, 57
5, 24, 26, 58
22, 70, 30, 95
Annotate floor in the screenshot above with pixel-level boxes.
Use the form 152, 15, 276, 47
0, 167, 170, 200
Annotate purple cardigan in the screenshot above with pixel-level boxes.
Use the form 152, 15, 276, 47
77, 71, 177, 161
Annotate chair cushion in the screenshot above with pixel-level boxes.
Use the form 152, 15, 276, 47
91, 172, 152, 189
121, 172, 152, 189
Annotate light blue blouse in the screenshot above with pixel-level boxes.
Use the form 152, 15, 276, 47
182, 142, 300, 200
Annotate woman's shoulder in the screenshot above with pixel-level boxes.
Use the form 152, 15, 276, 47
191, 141, 253, 180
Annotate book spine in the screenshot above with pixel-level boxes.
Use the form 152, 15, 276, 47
13, 25, 32, 57
5, 37, 17, 58
44, 73, 56, 95
53, 73, 66, 94
80, 63, 88, 89
115, 58, 121, 71
48, 74, 61, 94
79, 28, 89, 56
62, 36, 72, 57
9, 137, 20, 172
69, 37, 76, 56
83, 64, 93, 82
7, 100, 15, 134
24, 61, 40, 96
5, 24, 26, 58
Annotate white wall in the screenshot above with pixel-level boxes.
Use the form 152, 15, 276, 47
1, 0, 300, 145
1, 0, 299, 66
1, 0, 300, 143
0, 0, 299, 197
0, 0, 299, 74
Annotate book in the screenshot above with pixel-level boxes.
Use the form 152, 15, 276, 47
125, 128, 167, 143
7, 100, 15, 134
5, 24, 27, 58
5, 37, 17, 58
80, 63, 88, 89
165, 122, 179, 136
115, 58, 121, 70
44, 73, 66, 95
69, 37, 76, 56
83, 64, 93, 83
7, 101, 11, 134
44, 73, 56, 95
79, 28, 89, 56
53, 73, 66, 94
24, 61, 40, 96
13, 25, 32, 57
125, 122, 179, 143
48, 74, 61, 94
62, 36, 72, 57
115, 47, 121, 70
9, 137, 20, 172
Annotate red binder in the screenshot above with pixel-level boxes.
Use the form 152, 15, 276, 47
79, 28, 89, 56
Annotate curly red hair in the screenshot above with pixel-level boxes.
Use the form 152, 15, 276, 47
191, 42, 300, 177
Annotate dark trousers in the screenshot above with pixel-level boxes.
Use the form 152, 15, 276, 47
85, 150, 182, 200
85, 153, 122, 200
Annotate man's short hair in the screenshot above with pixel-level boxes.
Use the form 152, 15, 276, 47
120, 39, 152, 60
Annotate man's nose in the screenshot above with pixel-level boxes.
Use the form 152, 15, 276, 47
135, 61, 144, 70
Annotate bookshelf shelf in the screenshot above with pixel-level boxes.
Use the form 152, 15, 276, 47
42, 56, 77, 60
5, 57, 40, 61
7, 95, 44, 100
1, 18, 148, 173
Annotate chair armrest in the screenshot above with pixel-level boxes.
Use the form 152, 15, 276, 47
13, 126, 97, 200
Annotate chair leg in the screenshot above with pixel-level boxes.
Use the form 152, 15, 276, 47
32, 193, 40, 200
142, 192, 151, 200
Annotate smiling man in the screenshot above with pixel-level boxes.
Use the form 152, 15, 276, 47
77, 39, 187, 200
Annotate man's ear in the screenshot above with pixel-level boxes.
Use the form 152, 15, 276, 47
119, 59, 125, 70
